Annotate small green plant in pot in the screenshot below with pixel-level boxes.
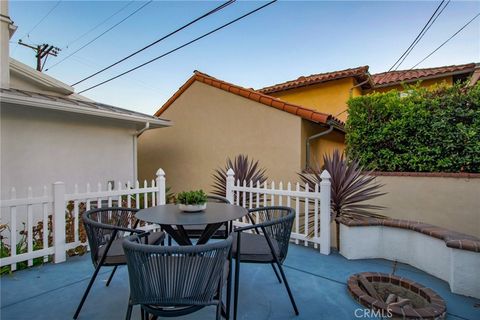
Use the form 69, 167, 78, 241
176, 190, 208, 212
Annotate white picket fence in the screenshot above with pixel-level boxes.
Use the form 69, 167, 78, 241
225, 168, 331, 255
0, 167, 332, 271
0, 169, 166, 271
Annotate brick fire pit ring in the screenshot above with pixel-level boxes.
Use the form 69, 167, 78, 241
348, 272, 446, 319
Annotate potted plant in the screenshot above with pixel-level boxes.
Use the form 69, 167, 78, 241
176, 190, 208, 212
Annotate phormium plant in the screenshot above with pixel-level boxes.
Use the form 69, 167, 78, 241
211, 154, 267, 204
298, 149, 387, 250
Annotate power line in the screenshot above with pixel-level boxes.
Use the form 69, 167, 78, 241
394, 0, 450, 70
77, 0, 277, 94
389, 0, 445, 71
72, 0, 235, 87
377, 0, 447, 83
410, 12, 480, 69
45, 0, 152, 71
63, 1, 134, 50
18, 0, 62, 41
70, 56, 163, 92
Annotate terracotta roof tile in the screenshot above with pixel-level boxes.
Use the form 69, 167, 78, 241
258, 66, 371, 94
372, 63, 477, 86
257, 63, 478, 94
283, 104, 298, 114
155, 71, 344, 128
238, 89, 250, 99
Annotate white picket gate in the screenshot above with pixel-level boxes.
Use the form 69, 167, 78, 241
0, 167, 332, 271
225, 169, 331, 255
0, 169, 166, 271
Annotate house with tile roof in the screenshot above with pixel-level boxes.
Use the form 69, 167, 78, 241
0, 11, 170, 197
138, 71, 345, 192
139, 63, 478, 192
258, 63, 479, 122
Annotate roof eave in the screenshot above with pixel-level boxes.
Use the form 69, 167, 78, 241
155, 74, 196, 117
1, 91, 171, 128
373, 68, 476, 88
258, 66, 370, 94
10, 58, 75, 95
154, 71, 344, 130
327, 119, 346, 132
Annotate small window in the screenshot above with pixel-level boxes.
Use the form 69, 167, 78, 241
399, 90, 413, 98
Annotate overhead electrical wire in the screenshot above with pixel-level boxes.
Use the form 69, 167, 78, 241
77, 0, 278, 94
71, 0, 235, 87
387, 0, 446, 71
394, 0, 450, 71
410, 12, 480, 69
18, 0, 62, 41
63, 1, 134, 50
376, 0, 448, 83
70, 55, 163, 92
45, 0, 152, 71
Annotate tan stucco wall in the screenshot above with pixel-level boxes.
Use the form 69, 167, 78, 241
139, 81, 306, 194
269, 77, 357, 123
367, 175, 480, 237
300, 119, 345, 169
313, 131, 345, 168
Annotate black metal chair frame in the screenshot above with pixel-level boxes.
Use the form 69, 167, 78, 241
232, 206, 299, 320
73, 207, 163, 319
123, 233, 233, 320
171, 195, 232, 245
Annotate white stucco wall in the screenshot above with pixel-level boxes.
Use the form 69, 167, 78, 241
1, 103, 137, 198
339, 224, 480, 299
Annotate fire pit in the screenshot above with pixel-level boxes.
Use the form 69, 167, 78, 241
348, 272, 446, 319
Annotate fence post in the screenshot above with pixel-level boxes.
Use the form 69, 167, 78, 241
53, 181, 66, 263
320, 170, 331, 255
156, 168, 166, 205
226, 168, 235, 204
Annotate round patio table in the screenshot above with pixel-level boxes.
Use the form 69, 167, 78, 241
136, 203, 248, 245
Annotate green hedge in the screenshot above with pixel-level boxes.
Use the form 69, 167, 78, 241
346, 83, 480, 173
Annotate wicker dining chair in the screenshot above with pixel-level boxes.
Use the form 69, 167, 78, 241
123, 233, 233, 320
73, 207, 165, 319
232, 206, 298, 319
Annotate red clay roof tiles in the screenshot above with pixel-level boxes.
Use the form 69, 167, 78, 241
155, 71, 344, 128
257, 63, 477, 94
372, 63, 477, 86
154, 63, 477, 128
258, 66, 371, 94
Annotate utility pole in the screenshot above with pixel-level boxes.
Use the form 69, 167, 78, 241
17, 39, 60, 71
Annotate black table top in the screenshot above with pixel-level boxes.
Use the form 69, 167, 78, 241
136, 203, 248, 225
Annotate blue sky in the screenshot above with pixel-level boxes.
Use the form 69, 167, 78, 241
9, 1, 480, 115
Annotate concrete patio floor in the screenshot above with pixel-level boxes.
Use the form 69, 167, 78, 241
1, 244, 479, 320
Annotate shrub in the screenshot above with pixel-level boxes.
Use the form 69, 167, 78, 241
346, 83, 480, 172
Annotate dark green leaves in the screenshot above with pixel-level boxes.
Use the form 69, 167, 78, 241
346, 83, 480, 172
